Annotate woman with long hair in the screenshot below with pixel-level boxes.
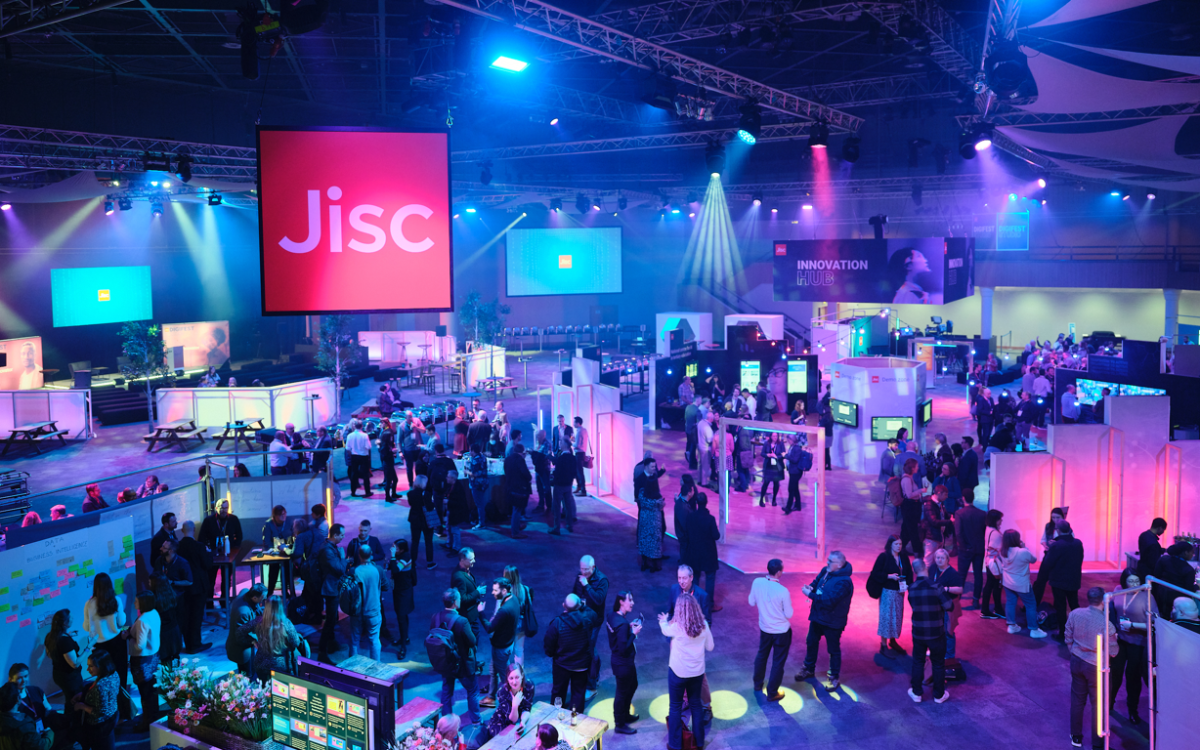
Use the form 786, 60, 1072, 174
868, 535, 913, 658
1110, 568, 1157, 726
73, 651, 119, 750
503, 565, 530, 664
148, 574, 181, 665
759, 433, 784, 508
659, 593, 713, 750
980, 509, 1006, 620
1032, 507, 1069, 603
486, 661, 535, 738
20, 511, 40, 527
895, 427, 909, 453
934, 462, 962, 515
435, 714, 463, 746
45, 608, 90, 701
999, 529, 1046, 637
245, 596, 306, 683
83, 573, 130, 722
636, 459, 667, 572
128, 591, 161, 730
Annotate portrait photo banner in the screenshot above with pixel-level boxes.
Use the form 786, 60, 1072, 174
772, 238, 974, 305
256, 127, 454, 315
162, 321, 230, 369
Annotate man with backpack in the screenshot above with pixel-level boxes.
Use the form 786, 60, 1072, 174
428, 588, 480, 725
315, 524, 348, 663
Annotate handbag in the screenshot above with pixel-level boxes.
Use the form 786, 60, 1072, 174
423, 508, 441, 528
581, 455, 595, 469
521, 586, 538, 637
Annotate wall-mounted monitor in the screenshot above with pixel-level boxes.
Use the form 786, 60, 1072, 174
787, 360, 808, 393
739, 361, 761, 395
830, 399, 858, 428
50, 266, 153, 327
505, 227, 622, 296
270, 672, 372, 750
872, 416, 913, 441
918, 399, 933, 426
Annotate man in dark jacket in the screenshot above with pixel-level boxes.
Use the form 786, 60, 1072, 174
466, 413, 492, 452
225, 583, 266, 674
954, 500, 987, 603
906, 558, 953, 703
683, 396, 700, 470
1137, 518, 1168, 580
479, 578, 521, 708
433, 588, 480, 724
176, 521, 213, 653
684, 494, 721, 615
504, 444, 533, 539
291, 517, 321, 623
0, 682, 52, 750
668, 565, 709, 620
674, 491, 694, 564
150, 512, 178, 568
972, 388, 994, 447
573, 556, 609, 694
531, 431, 553, 514
958, 437, 980, 503
1152, 542, 1199, 615
543, 594, 600, 712
1039, 522, 1085, 640
794, 551, 853, 690
450, 548, 484, 673
315, 524, 347, 663
549, 441, 578, 535
199, 499, 243, 602
428, 443, 457, 513
607, 591, 641, 735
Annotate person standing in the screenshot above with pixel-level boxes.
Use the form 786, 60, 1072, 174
898, 459, 925, 555
980, 509, 1006, 620
378, 419, 399, 501
784, 435, 808, 514
1110, 569, 1156, 726
407, 476, 437, 570
957, 437, 980, 504
929, 549, 964, 664
1151, 542, 1198, 615
83, 573, 130, 723
683, 397, 701, 470
1136, 518, 1167, 580
387, 540, 417, 659
998, 530, 1047, 638
954, 499, 987, 605
1040, 522, 1084, 640
659, 594, 713, 750
573, 556, 609, 695
344, 420, 373, 498
531, 431, 553, 515
973, 387, 994, 447
432, 588, 480, 725
749, 559, 793, 700
1061, 384, 1080, 424
175, 521, 213, 654
572, 416, 591, 496
1065, 587, 1118, 749
668, 566, 709, 622
464, 443, 491, 530
401, 413, 429, 489
348, 545, 383, 661
673, 476, 696, 565
269, 432, 292, 476
696, 412, 715, 492
684, 494, 721, 615
758, 433, 783, 508
259, 507, 291, 598
636, 463, 667, 572
149, 513, 178, 569
128, 591, 161, 730
607, 591, 641, 735
905, 558, 952, 704
315, 525, 348, 663
794, 551, 853, 691
478, 578, 520, 709
543, 594, 599, 713
504, 443, 532, 539
867, 535, 912, 658
72, 652, 119, 750
226, 584, 266, 675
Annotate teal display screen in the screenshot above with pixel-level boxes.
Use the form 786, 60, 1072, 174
50, 266, 153, 327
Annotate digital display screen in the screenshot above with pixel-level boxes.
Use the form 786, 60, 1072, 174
50, 266, 153, 327
271, 673, 370, 750
830, 399, 858, 428
1077, 378, 1166, 404
872, 416, 913, 441
257, 128, 453, 314
161, 321, 230, 369
505, 227, 622, 297
685, 363, 698, 378
918, 399, 933, 426
739, 361, 761, 395
787, 360, 808, 393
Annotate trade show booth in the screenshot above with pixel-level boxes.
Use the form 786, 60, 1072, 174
654, 312, 713, 356
828, 357, 928, 475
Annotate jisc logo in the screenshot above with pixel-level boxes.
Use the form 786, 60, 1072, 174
775, 244, 787, 256
97, 290, 111, 302
279, 186, 434, 254
871, 375, 880, 383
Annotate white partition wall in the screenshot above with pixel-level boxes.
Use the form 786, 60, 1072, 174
463, 344, 506, 391
828, 357, 926, 474
654, 312, 713, 355
156, 378, 337, 430
990, 452, 1067, 556
0, 389, 91, 439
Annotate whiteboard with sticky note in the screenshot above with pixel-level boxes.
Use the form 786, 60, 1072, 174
0, 516, 135, 689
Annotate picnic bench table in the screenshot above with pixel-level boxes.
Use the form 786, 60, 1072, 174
481, 701, 609, 750
143, 418, 207, 452
2, 421, 68, 456
352, 398, 380, 420
215, 416, 265, 452
476, 376, 518, 399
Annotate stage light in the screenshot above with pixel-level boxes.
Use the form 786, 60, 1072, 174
118, 197, 133, 211
688, 212, 695, 217
465, 207, 477, 213
112, 180, 119, 187
974, 123, 993, 151
957, 131, 977, 160
549, 117, 559, 125
162, 180, 171, 189
490, 55, 528, 72
479, 161, 493, 186
1009, 193, 1016, 201
592, 203, 601, 211
1122, 193, 1131, 201
150, 180, 159, 187
736, 101, 762, 144
1147, 192, 1157, 200
671, 208, 680, 214
1110, 190, 1121, 197
751, 191, 763, 206
453, 213, 460, 219
550, 197, 562, 212
705, 140, 726, 175
576, 193, 590, 215
770, 207, 778, 213
151, 200, 163, 217
986, 40, 1031, 99
176, 154, 193, 183
104, 200, 114, 215
868, 214, 887, 239
808, 120, 829, 149
842, 136, 861, 163
802, 204, 813, 211
208, 193, 222, 206
1041, 199, 1046, 205
618, 196, 628, 211
1037, 178, 1047, 189
666, 369, 673, 376
705, 367, 711, 374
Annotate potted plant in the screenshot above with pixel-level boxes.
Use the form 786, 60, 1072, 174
117, 322, 177, 430
314, 314, 361, 421
155, 659, 272, 750
458, 291, 510, 351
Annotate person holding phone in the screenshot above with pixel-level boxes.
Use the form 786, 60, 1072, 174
607, 591, 642, 735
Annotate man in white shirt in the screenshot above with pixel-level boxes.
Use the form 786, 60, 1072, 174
748, 558, 793, 701
1032, 371, 1052, 398
697, 412, 715, 490
344, 419, 374, 498
269, 432, 291, 476
1060, 384, 1080, 424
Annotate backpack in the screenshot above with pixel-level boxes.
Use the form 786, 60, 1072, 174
886, 476, 904, 507
521, 586, 538, 638
800, 449, 814, 472
338, 569, 363, 617
425, 611, 461, 676
764, 391, 777, 411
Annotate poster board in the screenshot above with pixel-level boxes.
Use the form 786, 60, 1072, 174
161, 321, 231, 369
0, 337, 44, 390
271, 672, 371, 750
0, 518, 135, 689
150, 483, 207, 529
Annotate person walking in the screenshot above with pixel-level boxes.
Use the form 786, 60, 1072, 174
531, 431, 553, 515
673, 475, 696, 565
1110, 569, 1156, 726
1040, 521, 1085, 640
504, 443, 532, 539
315, 525, 348, 663
431, 588, 480, 725
955, 499, 987, 606
1065, 587, 1118, 749
543, 594, 599, 713
783, 435, 809, 514
607, 591, 641, 735
794, 551, 854, 691
465, 443, 491, 530
573, 556, 609, 696
973, 387, 994, 447
749, 559, 793, 700
684, 494, 721, 615
660, 593, 713, 750
636, 461, 667, 572
979, 509, 1006, 620
407, 475, 437, 570
572, 416, 591, 496
998, 529, 1047, 638
905, 558, 953, 704
867, 535, 912, 658
450, 548, 484, 667
387, 540, 417, 660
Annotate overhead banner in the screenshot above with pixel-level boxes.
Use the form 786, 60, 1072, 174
973, 212, 1029, 251
0, 337, 44, 390
773, 237, 974, 305
161, 321, 230, 369
257, 127, 453, 315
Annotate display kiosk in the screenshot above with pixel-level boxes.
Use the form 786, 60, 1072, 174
828, 357, 927, 475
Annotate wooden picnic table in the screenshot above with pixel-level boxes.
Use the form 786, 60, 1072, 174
2, 420, 68, 456
143, 418, 207, 452
477, 376, 518, 399
215, 417, 265, 451
480, 701, 609, 750
352, 398, 380, 420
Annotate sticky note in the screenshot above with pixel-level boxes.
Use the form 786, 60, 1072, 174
49, 590, 59, 599
125, 560, 135, 569
10, 571, 21, 579
32, 598, 43, 607
4, 615, 14, 624
0, 588, 7, 596
68, 566, 78, 573
19, 619, 29, 628
82, 560, 92, 567
39, 588, 50, 597
114, 580, 124, 595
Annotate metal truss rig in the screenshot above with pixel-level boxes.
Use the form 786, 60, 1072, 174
0, 0, 133, 37
431, 0, 864, 132
0, 124, 258, 180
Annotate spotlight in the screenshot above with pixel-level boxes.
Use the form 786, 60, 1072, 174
150, 200, 163, 217
958, 131, 977, 160
973, 123, 993, 151
802, 204, 813, 211
752, 191, 763, 206
1037, 178, 1047, 189
688, 212, 695, 217
176, 154, 193, 183
1122, 193, 1131, 201
550, 197, 563, 212
104, 200, 114, 215
671, 208, 680, 214
1110, 190, 1121, 197
1147, 191, 1157, 200
912, 185, 923, 206
770, 207, 778, 213
841, 136, 861, 163
479, 161, 493, 186
618, 196, 628, 211
705, 140, 726, 175
118, 197, 133, 211
465, 207, 477, 213
151, 181, 159, 187
868, 214, 888, 239
592, 203, 601, 211
549, 117, 559, 125
808, 120, 829, 149
1009, 193, 1016, 201
490, 55, 528, 72
986, 40, 1031, 99
1041, 199, 1047, 205
736, 101, 762, 144
162, 180, 171, 189
576, 193, 590, 215
208, 193, 223, 206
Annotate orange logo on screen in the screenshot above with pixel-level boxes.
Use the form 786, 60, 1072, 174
558, 255, 572, 269
97, 289, 111, 302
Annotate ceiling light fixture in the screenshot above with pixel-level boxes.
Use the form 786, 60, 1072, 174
736, 101, 762, 144
808, 120, 829, 149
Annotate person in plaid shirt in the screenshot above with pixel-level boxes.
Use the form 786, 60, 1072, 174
906, 558, 953, 704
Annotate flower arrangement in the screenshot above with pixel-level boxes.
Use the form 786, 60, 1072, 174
155, 659, 271, 742
398, 725, 460, 750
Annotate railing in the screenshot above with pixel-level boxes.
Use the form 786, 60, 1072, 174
699, 283, 812, 347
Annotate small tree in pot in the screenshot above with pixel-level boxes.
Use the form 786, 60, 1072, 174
315, 314, 360, 421
458, 291, 510, 350
118, 322, 177, 429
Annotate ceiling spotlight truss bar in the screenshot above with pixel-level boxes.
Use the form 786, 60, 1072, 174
796, 72, 959, 108
0, 0, 135, 38
432, 0, 863, 132
956, 103, 1200, 128
412, 71, 651, 126
861, 0, 980, 87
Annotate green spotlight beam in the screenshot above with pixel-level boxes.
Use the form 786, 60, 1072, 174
678, 175, 745, 296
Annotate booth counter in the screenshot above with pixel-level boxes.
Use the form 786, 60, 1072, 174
156, 378, 338, 431
0, 389, 91, 439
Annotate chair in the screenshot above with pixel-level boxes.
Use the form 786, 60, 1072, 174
68, 360, 92, 376
420, 362, 437, 395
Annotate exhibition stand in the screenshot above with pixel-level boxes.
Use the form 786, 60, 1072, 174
358, 330, 457, 364
0, 388, 92, 440
156, 378, 337, 431
828, 357, 928, 475
724, 314, 784, 343
654, 312, 712, 356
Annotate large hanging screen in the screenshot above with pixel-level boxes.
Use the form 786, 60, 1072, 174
256, 127, 453, 315
50, 266, 153, 327
505, 227, 622, 296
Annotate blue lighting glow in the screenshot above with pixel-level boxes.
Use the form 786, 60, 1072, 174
671, 208, 680, 214
1008, 193, 1016, 201
1110, 190, 1121, 197
490, 56, 528, 72
465, 207, 477, 213
737, 129, 757, 145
